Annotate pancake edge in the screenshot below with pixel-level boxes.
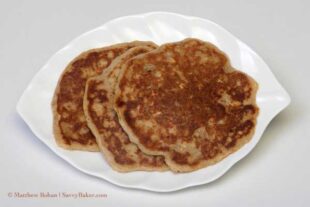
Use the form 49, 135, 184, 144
83, 46, 169, 172
52, 41, 157, 152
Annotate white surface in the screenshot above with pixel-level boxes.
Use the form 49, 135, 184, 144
1, 0, 309, 206
16, 12, 290, 192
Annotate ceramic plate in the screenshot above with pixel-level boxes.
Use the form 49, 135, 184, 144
17, 12, 290, 192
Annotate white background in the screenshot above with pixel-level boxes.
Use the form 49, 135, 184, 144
1, 0, 309, 206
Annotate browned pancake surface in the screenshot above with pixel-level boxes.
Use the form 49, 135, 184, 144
114, 38, 259, 172
52, 41, 157, 151
84, 46, 167, 171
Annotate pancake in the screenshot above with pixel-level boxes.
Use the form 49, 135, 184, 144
84, 46, 167, 171
114, 38, 259, 172
52, 41, 157, 151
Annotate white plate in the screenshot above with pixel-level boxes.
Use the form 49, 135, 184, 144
17, 12, 290, 192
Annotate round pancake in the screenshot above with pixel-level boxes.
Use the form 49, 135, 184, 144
114, 38, 259, 172
52, 41, 157, 151
84, 46, 167, 172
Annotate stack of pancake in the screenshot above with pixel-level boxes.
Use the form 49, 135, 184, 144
52, 38, 259, 172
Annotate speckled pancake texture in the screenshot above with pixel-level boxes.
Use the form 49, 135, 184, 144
114, 38, 259, 172
84, 46, 167, 172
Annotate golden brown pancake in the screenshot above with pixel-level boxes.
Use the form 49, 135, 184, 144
84, 46, 167, 172
114, 38, 259, 172
52, 41, 157, 151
